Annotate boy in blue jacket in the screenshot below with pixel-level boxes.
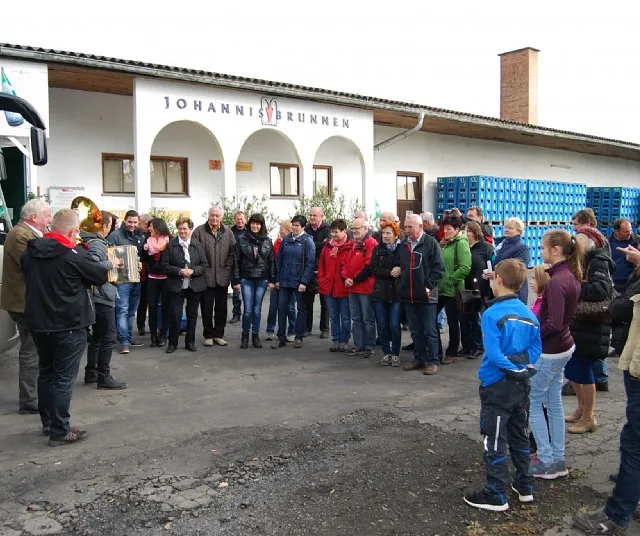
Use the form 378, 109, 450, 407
464, 259, 542, 512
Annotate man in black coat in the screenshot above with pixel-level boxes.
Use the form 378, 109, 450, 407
393, 214, 445, 375
21, 209, 118, 446
304, 207, 331, 337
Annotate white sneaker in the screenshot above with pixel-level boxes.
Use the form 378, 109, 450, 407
265, 332, 274, 341
511, 485, 534, 503
204, 338, 214, 347
286, 334, 295, 343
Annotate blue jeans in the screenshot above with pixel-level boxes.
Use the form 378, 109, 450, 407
325, 295, 351, 344
404, 302, 438, 365
373, 300, 401, 356
33, 329, 88, 438
529, 353, 572, 465
594, 359, 608, 384
232, 287, 242, 317
349, 293, 376, 350
605, 371, 640, 527
267, 288, 296, 335
277, 287, 306, 341
437, 308, 446, 329
240, 279, 268, 335
115, 282, 141, 346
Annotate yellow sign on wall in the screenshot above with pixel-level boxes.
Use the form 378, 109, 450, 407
107, 210, 191, 222
236, 161, 253, 172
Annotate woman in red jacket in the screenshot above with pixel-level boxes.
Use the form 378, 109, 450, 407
318, 219, 352, 352
342, 217, 377, 358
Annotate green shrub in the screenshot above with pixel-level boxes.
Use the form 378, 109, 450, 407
204, 194, 280, 232
291, 188, 365, 225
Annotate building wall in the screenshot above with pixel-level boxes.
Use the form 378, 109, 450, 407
37, 88, 640, 226
373, 126, 640, 217
39, 88, 367, 223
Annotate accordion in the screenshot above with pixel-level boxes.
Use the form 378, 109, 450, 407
107, 245, 141, 284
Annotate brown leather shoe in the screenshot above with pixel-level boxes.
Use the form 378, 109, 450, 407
441, 355, 456, 365
403, 362, 426, 371
423, 364, 439, 375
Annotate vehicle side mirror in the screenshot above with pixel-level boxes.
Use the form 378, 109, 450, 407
30, 127, 48, 166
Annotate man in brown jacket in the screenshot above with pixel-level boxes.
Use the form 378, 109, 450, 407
192, 206, 236, 347
1, 199, 52, 414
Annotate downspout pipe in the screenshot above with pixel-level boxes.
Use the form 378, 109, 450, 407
374, 111, 425, 151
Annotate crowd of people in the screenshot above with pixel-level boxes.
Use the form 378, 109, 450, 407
2, 197, 639, 533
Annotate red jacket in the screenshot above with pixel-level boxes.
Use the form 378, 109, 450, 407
341, 236, 377, 294
318, 239, 352, 298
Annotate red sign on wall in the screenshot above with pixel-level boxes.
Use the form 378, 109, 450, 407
209, 160, 222, 170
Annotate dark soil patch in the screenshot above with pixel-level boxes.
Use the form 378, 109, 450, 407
64, 410, 604, 536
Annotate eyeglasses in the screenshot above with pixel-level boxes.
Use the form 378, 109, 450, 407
351, 226, 363, 231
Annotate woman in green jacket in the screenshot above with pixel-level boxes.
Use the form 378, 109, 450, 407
438, 215, 471, 364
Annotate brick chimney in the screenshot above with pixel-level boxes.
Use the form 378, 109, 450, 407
498, 47, 539, 125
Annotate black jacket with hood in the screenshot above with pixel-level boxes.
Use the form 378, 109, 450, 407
233, 232, 276, 284
394, 232, 445, 304
21, 234, 111, 332
570, 247, 616, 360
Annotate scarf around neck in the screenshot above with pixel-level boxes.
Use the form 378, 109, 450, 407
145, 235, 170, 255
329, 235, 348, 257
576, 225, 607, 250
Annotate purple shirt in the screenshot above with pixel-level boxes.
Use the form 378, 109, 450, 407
537, 261, 581, 354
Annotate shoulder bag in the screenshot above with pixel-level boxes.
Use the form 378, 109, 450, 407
453, 240, 483, 314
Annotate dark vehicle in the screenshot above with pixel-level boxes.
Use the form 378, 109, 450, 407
0, 93, 47, 352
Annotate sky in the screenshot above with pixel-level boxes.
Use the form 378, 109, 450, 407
3, 0, 640, 143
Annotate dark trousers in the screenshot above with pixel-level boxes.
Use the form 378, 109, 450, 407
437, 296, 461, 357
9, 312, 39, 410
200, 285, 228, 339
137, 280, 148, 330
169, 288, 200, 346
86, 303, 117, 379
305, 291, 329, 333
480, 377, 533, 499
33, 329, 88, 438
232, 287, 242, 317
605, 371, 640, 527
148, 278, 169, 335
460, 308, 484, 352
277, 287, 307, 341
404, 302, 438, 365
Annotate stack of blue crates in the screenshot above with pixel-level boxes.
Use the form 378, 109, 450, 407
523, 225, 573, 267
587, 187, 640, 224
436, 176, 587, 224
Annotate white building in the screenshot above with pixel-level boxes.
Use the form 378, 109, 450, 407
1, 44, 639, 227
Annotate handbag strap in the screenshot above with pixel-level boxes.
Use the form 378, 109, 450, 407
453, 239, 459, 271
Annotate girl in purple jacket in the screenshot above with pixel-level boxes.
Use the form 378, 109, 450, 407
529, 230, 583, 479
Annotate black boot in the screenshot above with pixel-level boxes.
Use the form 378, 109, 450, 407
157, 331, 167, 347
97, 375, 127, 390
252, 334, 262, 348
150, 333, 158, 347
240, 333, 249, 349
84, 370, 98, 385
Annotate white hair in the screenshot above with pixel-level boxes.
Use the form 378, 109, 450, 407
421, 212, 435, 225
20, 199, 50, 221
504, 217, 525, 235
406, 214, 423, 226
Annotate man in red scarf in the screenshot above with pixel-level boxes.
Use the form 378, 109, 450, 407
21, 209, 119, 447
